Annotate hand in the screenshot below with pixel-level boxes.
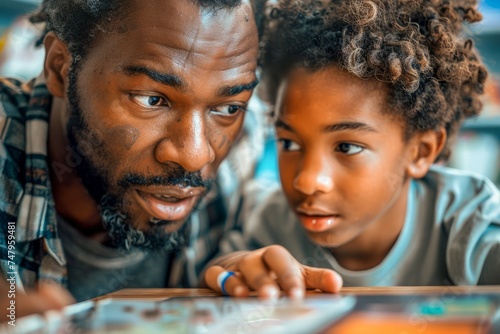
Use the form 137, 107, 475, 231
205, 245, 343, 299
1, 280, 74, 321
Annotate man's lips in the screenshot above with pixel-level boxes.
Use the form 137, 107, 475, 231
134, 187, 204, 222
296, 206, 341, 232
138, 186, 205, 199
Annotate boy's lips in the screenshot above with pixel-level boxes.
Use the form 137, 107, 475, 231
296, 206, 341, 232
297, 214, 341, 232
134, 187, 204, 223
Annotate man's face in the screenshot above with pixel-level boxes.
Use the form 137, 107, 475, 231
64, 0, 258, 251
275, 66, 413, 250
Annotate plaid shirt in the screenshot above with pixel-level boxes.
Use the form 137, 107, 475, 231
0, 75, 266, 292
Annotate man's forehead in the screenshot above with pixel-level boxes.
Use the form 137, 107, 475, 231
123, 0, 255, 34
112, 0, 257, 64
76, 0, 258, 100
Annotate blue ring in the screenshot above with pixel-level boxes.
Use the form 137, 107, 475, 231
220, 271, 235, 296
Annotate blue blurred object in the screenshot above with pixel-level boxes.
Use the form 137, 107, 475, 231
253, 133, 280, 184
484, 0, 500, 9
0, 0, 39, 34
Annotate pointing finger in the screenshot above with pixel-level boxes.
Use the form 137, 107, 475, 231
237, 252, 280, 299
261, 245, 305, 298
302, 265, 343, 293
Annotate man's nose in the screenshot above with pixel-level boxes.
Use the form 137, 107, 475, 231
293, 153, 334, 195
154, 112, 215, 172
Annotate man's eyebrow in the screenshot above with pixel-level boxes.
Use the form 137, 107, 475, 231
122, 65, 185, 89
324, 121, 378, 133
275, 119, 378, 133
218, 79, 259, 97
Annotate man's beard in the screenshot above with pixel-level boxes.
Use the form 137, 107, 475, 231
64, 67, 213, 252
99, 194, 191, 252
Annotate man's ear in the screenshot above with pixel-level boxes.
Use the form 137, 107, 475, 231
44, 32, 72, 98
406, 127, 447, 179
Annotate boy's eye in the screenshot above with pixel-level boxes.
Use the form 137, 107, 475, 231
211, 105, 246, 116
336, 143, 364, 155
131, 94, 169, 108
278, 139, 301, 152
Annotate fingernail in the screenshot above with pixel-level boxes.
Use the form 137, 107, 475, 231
261, 285, 279, 299
234, 286, 246, 296
289, 287, 304, 299
335, 274, 344, 291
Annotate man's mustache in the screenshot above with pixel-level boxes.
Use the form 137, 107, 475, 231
118, 168, 214, 190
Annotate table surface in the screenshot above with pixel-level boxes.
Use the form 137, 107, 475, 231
96, 285, 500, 300
95, 286, 500, 334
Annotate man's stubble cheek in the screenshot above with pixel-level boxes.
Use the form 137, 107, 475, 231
209, 116, 244, 172
72, 114, 130, 204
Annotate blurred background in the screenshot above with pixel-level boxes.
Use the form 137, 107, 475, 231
1, 0, 499, 187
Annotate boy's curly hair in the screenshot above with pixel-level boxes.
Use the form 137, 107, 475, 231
260, 0, 488, 160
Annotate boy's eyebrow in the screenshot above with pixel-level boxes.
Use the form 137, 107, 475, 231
275, 118, 378, 133
275, 118, 294, 131
122, 65, 186, 90
324, 121, 378, 133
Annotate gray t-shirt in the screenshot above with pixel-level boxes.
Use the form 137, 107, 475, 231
221, 166, 500, 286
57, 217, 171, 302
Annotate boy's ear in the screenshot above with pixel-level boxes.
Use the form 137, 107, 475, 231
43, 32, 72, 98
406, 128, 447, 179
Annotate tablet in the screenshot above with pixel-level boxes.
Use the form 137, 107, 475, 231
10, 295, 356, 334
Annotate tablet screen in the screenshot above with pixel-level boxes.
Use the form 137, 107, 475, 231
13, 295, 356, 334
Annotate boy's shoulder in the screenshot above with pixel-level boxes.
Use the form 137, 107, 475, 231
412, 165, 499, 246
420, 167, 500, 285
425, 164, 494, 183
420, 165, 499, 206
416, 165, 499, 232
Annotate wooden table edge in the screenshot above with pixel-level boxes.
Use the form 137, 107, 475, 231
93, 285, 500, 301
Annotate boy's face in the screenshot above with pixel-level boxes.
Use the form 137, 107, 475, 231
275, 66, 415, 249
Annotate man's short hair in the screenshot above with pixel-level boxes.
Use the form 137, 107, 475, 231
30, 0, 244, 66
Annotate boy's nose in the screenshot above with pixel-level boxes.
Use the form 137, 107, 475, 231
293, 155, 334, 195
154, 112, 215, 172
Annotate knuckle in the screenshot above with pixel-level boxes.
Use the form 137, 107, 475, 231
252, 272, 271, 287
205, 266, 218, 278
238, 254, 254, 270
279, 268, 303, 286
265, 244, 288, 257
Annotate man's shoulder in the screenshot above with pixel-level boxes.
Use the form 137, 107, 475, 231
0, 77, 33, 158
0, 78, 34, 224
0, 77, 29, 94
259, 187, 290, 213
249, 186, 295, 229
236, 179, 285, 218
0, 77, 33, 118
239, 185, 307, 249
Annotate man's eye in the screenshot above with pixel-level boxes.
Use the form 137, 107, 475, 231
131, 95, 169, 108
278, 139, 301, 152
336, 143, 364, 155
212, 105, 245, 116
